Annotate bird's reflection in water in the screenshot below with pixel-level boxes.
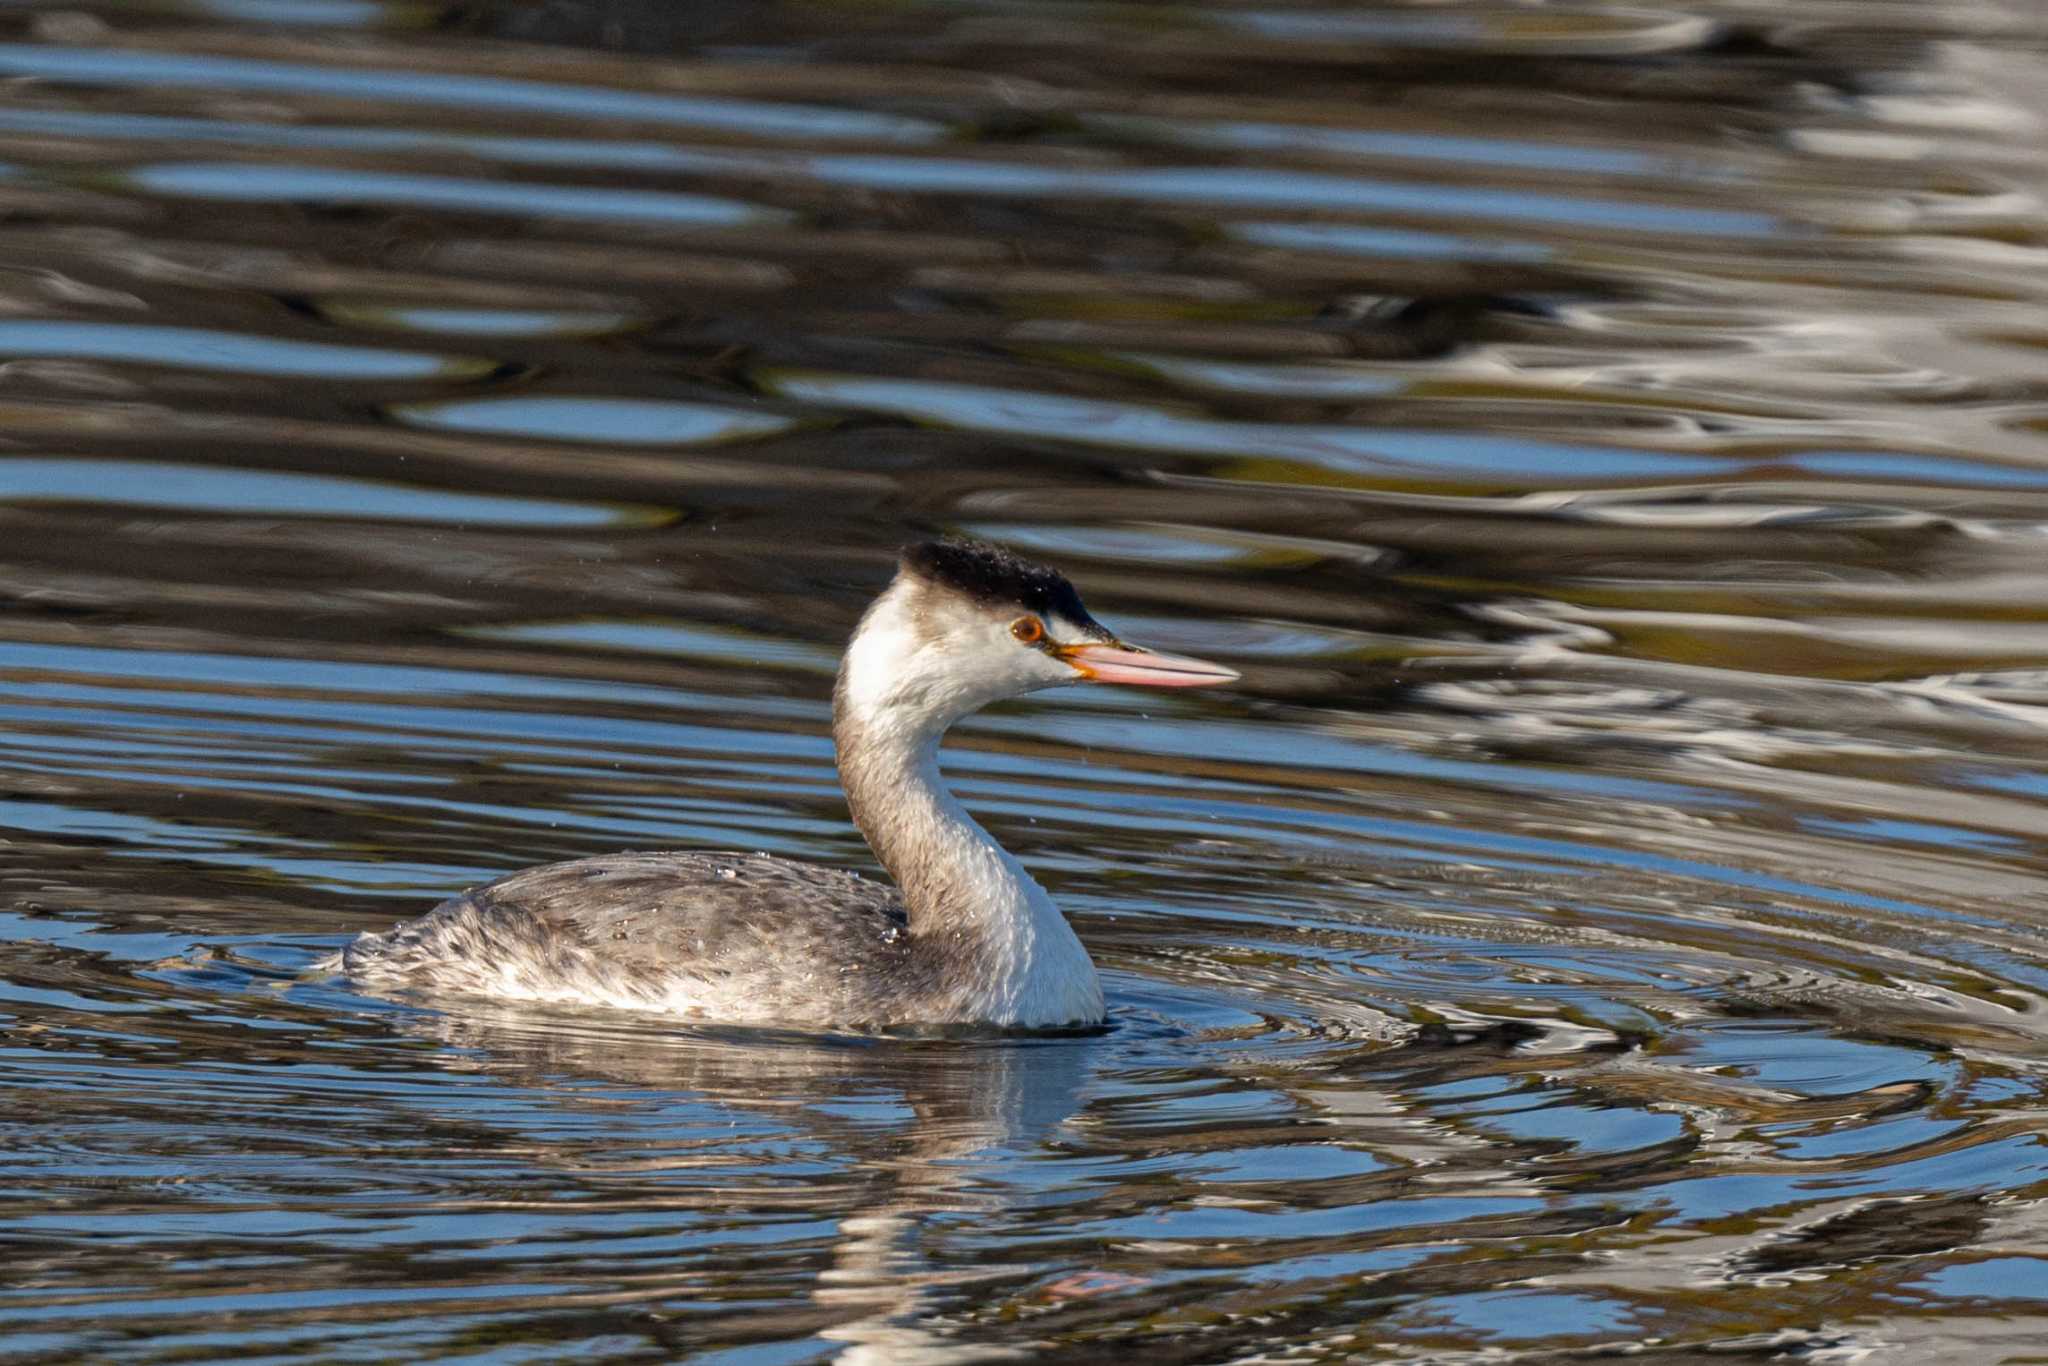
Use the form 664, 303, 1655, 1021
406, 1003, 1095, 1361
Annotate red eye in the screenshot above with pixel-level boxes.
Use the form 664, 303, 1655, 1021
1011, 616, 1044, 644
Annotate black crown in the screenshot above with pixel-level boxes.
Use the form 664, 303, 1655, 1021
902, 539, 1099, 629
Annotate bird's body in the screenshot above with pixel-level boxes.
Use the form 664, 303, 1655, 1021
336, 828, 1100, 1030
338, 854, 916, 1028
327, 540, 1235, 1033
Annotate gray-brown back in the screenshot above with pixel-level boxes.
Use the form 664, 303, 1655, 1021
334, 851, 973, 1029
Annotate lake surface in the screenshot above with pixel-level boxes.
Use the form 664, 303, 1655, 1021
3, 1, 2048, 1360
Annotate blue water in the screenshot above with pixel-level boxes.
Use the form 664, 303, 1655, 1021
1, 2, 2046, 1361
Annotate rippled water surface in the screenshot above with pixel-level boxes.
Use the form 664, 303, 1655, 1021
5, 1, 2048, 1360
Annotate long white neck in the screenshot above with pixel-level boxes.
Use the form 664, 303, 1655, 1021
832, 588, 1104, 1027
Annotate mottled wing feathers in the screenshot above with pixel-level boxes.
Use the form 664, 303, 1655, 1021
337, 852, 925, 1026
492, 852, 902, 964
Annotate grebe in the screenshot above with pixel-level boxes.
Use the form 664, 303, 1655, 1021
327, 539, 1238, 1032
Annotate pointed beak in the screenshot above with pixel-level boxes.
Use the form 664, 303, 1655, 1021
1056, 641, 1240, 688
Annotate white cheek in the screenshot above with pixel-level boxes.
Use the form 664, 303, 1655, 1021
1024, 647, 1082, 690
989, 620, 1085, 694
840, 586, 1086, 735
952, 625, 1059, 702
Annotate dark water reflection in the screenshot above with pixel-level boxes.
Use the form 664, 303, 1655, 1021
4, 0, 2048, 1359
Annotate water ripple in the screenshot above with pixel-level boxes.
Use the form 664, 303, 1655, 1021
1, 5, 2046, 1362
